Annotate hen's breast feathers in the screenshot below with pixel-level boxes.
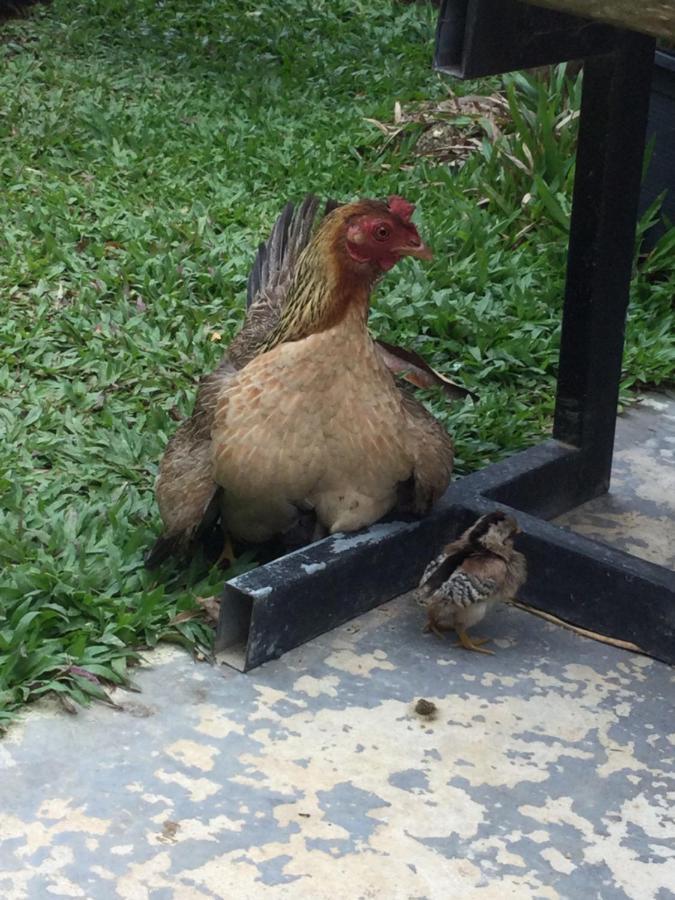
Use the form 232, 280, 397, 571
211, 303, 416, 541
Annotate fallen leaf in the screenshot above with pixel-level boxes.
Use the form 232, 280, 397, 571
366, 91, 509, 167
169, 610, 201, 625
195, 595, 221, 624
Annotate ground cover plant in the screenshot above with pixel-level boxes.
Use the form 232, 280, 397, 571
1, 0, 673, 725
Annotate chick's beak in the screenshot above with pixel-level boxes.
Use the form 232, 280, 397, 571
397, 236, 433, 261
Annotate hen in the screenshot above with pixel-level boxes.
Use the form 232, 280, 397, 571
146, 195, 455, 567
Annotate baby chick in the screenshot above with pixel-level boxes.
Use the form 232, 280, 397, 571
417, 510, 527, 654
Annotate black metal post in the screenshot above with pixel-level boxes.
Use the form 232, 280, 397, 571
553, 32, 656, 496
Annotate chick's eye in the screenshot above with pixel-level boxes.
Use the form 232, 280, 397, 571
373, 224, 391, 241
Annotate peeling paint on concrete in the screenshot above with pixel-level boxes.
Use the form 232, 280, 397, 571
165, 740, 219, 773
1, 594, 674, 900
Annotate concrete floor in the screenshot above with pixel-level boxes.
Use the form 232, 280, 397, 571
556, 391, 675, 570
1, 392, 674, 900
2, 601, 674, 900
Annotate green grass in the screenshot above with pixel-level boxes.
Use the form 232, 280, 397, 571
1, 0, 673, 725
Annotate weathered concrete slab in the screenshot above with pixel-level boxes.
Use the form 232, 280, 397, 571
1, 595, 673, 900
556, 391, 675, 570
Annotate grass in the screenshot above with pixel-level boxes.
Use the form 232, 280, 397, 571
1, 0, 673, 726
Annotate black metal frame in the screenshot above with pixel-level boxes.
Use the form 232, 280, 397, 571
434, 0, 617, 78
640, 50, 675, 248
216, 1, 675, 670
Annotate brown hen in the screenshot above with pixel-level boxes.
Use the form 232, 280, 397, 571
146, 195, 455, 567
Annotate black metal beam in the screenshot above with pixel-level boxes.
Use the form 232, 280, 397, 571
434, 0, 618, 78
553, 31, 656, 494
215, 517, 451, 671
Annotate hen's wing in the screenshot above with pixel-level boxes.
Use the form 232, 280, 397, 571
416, 530, 472, 603
397, 389, 454, 517
145, 360, 235, 567
443, 554, 508, 607
375, 340, 475, 402
146, 197, 325, 568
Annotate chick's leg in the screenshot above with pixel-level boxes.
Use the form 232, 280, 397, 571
455, 628, 495, 655
424, 621, 447, 640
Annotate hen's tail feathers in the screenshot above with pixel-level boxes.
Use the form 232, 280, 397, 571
246, 194, 323, 309
144, 533, 182, 570
144, 488, 224, 570
324, 198, 343, 216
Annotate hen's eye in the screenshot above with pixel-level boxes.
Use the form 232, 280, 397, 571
374, 224, 391, 241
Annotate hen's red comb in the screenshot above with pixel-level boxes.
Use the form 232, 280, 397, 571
387, 195, 415, 222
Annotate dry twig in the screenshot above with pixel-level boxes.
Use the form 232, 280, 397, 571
510, 600, 645, 655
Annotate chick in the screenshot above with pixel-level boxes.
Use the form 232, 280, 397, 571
417, 511, 527, 654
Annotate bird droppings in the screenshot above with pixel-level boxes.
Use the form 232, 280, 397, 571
414, 698, 438, 718
158, 821, 180, 843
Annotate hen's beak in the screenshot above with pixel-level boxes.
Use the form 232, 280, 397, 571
398, 238, 433, 261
